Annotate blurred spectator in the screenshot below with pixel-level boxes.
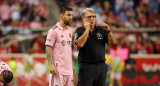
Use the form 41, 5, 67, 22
149, 8, 160, 27
144, 40, 154, 54
90, 1, 102, 14
138, 45, 146, 55
137, 1, 149, 16
115, 0, 124, 12
75, 20, 83, 27
32, 33, 45, 52
27, 5, 39, 22
1, 25, 12, 35
78, 2, 87, 15
23, 49, 33, 85
127, 10, 136, 20
124, 0, 134, 9
117, 11, 128, 27
138, 13, 148, 27
119, 38, 128, 48
154, 36, 160, 53
103, 0, 111, 14
116, 4, 126, 16
10, 1, 21, 26
149, 0, 159, 13
28, 0, 41, 6
31, 42, 43, 53
20, 0, 29, 18
38, 3, 48, 27
5, 39, 18, 53
0, 0, 11, 24
96, 10, 106, 26
125, 54, 136, 71
30, 16, 42, 29
69, 0, 79, 18
105, 10, 117, 27
31, 34, 45, 53
0, 41, 9, 53
18, 16, 30, 28
109, 50, 123, 86
125, 18, 139, 30
142, 0, 149, 5
129, 42, 137, 54
135, 36, 143, 52
108, 0, 115, 12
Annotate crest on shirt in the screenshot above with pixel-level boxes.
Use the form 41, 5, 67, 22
61, 40, 66, 46
69, 33, 71, 38
61, 35, 64, 38
97, 33, 103, 39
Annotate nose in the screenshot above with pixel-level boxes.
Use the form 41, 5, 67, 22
69, 16, 72, 19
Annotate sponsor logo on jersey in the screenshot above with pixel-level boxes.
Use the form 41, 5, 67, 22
97, 33, 103, 39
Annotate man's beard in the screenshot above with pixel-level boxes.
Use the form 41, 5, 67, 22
64, 20, 72, 25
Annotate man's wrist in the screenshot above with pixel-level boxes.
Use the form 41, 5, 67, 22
106, 30, 111, 33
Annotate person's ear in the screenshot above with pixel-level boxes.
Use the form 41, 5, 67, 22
82, 17, 85, 22
60, 14, 63, 19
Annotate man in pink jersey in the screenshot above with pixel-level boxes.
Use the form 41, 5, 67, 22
45, 6, 75, 86
0, 60, 13, 86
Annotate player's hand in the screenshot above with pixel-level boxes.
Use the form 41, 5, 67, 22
101, 22, 110, 31
84, 19, 90, 30
49, 64, 57, 75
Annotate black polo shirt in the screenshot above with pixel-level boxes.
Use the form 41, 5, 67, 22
74, 26, 109, 64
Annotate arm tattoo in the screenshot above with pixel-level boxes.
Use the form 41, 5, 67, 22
46, 46, 54, 64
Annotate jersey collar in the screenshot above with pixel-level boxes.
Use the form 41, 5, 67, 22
56, 22, 69, 30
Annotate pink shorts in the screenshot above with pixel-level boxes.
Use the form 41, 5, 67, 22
110, 72, 122, 80
49, 73, 74, 86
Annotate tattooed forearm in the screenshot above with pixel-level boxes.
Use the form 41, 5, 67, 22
46, 46, 54, 64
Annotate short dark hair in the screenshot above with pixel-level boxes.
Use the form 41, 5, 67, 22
2, 70, 13, 84
60, 6, 73, 14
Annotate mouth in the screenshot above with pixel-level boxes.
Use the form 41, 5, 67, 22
90, 21, 94, 24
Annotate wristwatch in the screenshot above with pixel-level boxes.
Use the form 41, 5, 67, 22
106, 30, 111, 33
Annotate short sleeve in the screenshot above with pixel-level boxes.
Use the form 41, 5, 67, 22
45, 29, 56, 47
6, 64, 12, 72
0, 61, 12, 74
74, 28, 81, 45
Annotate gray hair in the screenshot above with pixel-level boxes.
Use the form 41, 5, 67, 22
82, 8, 95, 17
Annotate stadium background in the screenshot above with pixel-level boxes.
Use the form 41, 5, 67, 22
0, 0, 160, 86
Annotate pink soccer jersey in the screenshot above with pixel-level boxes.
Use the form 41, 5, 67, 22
45, 23, 73, 75
0, 60, 12, 85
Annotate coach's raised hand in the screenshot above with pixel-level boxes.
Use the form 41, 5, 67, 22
84, 19, 90, 30
101, 22, 110, 31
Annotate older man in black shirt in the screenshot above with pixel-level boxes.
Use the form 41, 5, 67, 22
74, 8, 117, 86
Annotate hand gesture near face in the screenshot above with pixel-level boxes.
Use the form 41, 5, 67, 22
84, 19, 90, 30
101, 22, 110, 31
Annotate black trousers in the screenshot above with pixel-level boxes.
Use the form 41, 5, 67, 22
78, 63, 108, 86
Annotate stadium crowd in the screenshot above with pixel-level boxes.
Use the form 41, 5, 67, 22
0, 0, 160, 54
0, 0, 48, 29
60, 0, 160, 29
